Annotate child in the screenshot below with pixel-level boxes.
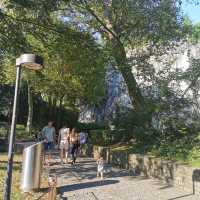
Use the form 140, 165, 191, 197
97, 153, 104, 179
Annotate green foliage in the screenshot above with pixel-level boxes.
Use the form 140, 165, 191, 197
76, 122, 106, 131
1, 0, 200, 164
0, 124, 33, 139
0, 0, 108, 130
90, 129, 105, 145
90, 129, 113, 146
2, 0, 184, 110
89, 128, 129, 146
188, 146, 200, 166
178, 57, 200, 98
183, 16, 200, 42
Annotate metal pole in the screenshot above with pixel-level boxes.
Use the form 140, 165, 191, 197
4, 65, 21, 200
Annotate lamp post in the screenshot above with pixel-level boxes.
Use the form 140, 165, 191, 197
3, 54, 43, 200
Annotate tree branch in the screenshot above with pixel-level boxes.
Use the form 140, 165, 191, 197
2, 12, 65, 34
75, 0, 123, 45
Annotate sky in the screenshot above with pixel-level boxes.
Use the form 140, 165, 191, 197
182, 0, 200, 24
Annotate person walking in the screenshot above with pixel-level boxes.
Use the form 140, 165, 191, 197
58, 125, 70, 164
96, 152, 104, 179
70, 128, 79, 165
79, 131, 87, 155
42, 121, 56, 164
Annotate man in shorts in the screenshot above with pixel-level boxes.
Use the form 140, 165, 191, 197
42, 121, 56, 164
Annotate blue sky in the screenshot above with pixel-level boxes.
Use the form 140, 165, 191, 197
182, 1, 200, 24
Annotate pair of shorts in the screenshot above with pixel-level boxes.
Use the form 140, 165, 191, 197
44, 142, 54, 151
60, 140, 69, 150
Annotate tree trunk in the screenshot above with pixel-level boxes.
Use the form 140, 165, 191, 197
102, 0, 144, 111
48, 96, 52, 119
26, 80, 33, 133
4, 100, 13, 142
52, 97, 57, 120
112, 40, 144, 110
57, 97, 64, 129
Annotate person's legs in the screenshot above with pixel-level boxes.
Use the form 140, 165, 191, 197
71, 144, 76, 164
100, 171, 104, 179
72, 146, 76, 163
70, 144, 74, 164
63, 142, 68, 163
60, 148, 64, 164
48, 142, 54, 162
44, 143, 48, 165
48, 151, 51, 162
97, 171, 100, 178
65, 148, 68, 163
74, 145, 79, 163
60, 141, 64, 164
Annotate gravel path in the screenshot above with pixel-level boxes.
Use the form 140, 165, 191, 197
46, 156, 200, 200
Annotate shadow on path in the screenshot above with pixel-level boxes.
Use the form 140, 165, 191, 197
167, 193, 194, 200
50, 161, 131, 180
159, 185, 173, 190
59, 179, 119, 196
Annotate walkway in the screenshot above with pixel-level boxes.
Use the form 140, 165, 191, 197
46, 156, 200, 200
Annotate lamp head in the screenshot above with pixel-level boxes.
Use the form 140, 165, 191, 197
17, 54, 43, 70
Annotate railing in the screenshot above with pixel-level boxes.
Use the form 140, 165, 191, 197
21, 141, 43, 192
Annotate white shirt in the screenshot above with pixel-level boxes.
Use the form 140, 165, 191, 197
59, 128, 69, 141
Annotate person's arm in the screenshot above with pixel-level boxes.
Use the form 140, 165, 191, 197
58, 129, 61, 145
41, 127, 46, 140
53, 127, 56, 144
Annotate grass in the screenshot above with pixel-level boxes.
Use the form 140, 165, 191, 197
0, 124, 34, 140
188, 160, 200, 167
110, 144, 130, 152
0, 153, 48, 200
0, 153, 24, 200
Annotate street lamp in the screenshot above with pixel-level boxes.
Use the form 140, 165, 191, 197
3, 54, 43, 200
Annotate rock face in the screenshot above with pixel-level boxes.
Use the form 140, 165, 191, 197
79, 43, 200, 123
78, 65, 132, 123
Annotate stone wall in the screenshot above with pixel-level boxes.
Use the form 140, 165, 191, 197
93, 146, 200, 195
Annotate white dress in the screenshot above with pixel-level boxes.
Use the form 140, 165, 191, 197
97, 158, 104, 172
59, 128, 70, 150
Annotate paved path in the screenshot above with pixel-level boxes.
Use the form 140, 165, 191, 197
46, 156, 200, 200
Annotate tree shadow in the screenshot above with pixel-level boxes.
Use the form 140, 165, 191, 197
0, 160, 22, 164
58, 179, 119, 197
0, 164, 21, 171
159, 185, 173, 190
167, 193, 194, 200
76, 160, 96, 164
50, 163, 131, 180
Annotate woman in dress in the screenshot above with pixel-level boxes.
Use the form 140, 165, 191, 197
58, 125, 70, 164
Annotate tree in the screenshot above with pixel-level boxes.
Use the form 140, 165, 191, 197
65, 0, 183, 111
0, 1, 107, 130
1, 0, 184, 112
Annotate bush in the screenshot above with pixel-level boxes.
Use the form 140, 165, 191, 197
89, 129, 105, 145
0, 122, 8, 138
0, 123, 34, 140
76, 122, 106, 131
89, 129, 130, 146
